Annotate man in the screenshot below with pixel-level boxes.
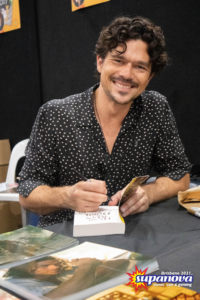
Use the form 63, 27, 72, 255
18, 16, 191, 227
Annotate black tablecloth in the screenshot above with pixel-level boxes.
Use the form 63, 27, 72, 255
45, 197, 200, 291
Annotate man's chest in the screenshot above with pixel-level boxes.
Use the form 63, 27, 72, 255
55, 123, 157, 192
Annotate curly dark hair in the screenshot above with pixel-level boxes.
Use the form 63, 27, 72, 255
95, 16, 169, 75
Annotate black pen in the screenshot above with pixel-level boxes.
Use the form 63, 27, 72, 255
72, 168, 91, 182
72, 168, 112, 202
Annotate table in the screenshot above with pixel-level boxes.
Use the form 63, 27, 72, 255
45, 197, 200, 292
0, 184, 28, 227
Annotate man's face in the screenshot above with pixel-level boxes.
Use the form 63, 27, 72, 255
97, 39, 154, 105
32, 259, 62, 276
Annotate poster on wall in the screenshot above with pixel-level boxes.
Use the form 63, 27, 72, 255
0, 0, 21, 34
71, 0, 110, 12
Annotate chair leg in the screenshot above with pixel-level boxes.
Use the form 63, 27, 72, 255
21, 207, 27, 227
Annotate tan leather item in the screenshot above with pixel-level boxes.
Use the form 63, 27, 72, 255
178, 186, 200, 211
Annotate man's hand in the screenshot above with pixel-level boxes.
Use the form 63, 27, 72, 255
19, 174, 190, 216
108, 174, 190, 217
63, 179, 107, 212
70, 258, 102, 269
109, 186, 150, 217
19, 179, 108, 215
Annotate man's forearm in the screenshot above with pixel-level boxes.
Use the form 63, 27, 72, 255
19, 185, 70, 215
142, 173, 190, 205
110, 173, 190, 217
19, 179, 108, 215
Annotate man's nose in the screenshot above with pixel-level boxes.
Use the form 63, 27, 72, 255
119, 63, 133, 79
48, 265, 59, 270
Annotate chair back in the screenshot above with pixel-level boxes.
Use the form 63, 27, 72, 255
6, 139, 29, 183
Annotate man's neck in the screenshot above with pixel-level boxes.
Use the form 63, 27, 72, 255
94, 85, 132, 127
93, 85, 133, 154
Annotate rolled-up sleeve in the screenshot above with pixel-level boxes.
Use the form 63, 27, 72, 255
153, 101, 191, 180
18, 104, 59, 197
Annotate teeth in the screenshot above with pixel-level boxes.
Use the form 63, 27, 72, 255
115, 82, 131, 89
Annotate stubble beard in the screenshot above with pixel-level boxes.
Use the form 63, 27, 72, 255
105, 88, 135, 106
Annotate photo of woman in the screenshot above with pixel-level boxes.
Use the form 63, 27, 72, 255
0, 11, 4, 31
73, 0, 85, 7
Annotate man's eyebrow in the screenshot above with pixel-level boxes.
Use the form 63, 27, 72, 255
110, 54, 150, 68
110, 54, 125, 59
137, 61, 151, 68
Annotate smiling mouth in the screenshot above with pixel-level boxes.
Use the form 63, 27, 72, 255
113, 80, 137, 90
115, 82, 132, 88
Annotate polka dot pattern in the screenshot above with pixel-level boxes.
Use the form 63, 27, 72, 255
18, 84, 191, 227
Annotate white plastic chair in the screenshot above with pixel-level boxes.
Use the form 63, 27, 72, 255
0, 139, 29, 200
0, 139, 29, 226
6, 139, 29, 183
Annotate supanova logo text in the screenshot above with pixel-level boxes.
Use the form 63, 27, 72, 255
126, 266, 193, 292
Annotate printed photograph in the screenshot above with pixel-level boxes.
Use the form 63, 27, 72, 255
0, 242, 156, 299
73, 0, 85, 7
0, 226, 77, 266
0, 0, 21, 34
71, 0, 110, 12
0, 288, 20, 300
86, 283, 200, 300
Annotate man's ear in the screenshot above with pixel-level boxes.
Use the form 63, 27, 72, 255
149, 72, 154, 81
96, 55, 104, 74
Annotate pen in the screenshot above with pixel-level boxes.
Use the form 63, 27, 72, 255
187, 208, 200, 218
72, 168, 112, 202
191, 207, 200, 212
72, 168, 91, 182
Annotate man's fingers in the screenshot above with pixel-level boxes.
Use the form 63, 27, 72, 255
108, 190, 122, 206
66, 179, 108, 211
120, 200, 147, 217
120, 196, 141, 216
70, 196, 102, 211
75, 204, 101, 212
77, 180, 107, 194
80, 190, 107, 204
119, 186, 150, 217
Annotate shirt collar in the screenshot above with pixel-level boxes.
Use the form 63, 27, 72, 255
75, 83, 143, 131
75, 84, 98, 127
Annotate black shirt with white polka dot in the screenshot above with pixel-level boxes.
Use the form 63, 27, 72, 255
18, 84, 191, 227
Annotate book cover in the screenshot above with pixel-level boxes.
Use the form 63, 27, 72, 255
0, 183, 18, 193
0, 183, 19, 202
71, 0, 110, 12
0, 225, 78, 269
0, 286, 21, 299
86, 282, 200, 300
0, 0, 21, 34
0, 242, 159, 299
74, 206, 125, 237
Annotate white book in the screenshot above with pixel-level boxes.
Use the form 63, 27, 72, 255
73, 176, 149, 237
73, 206, 125, 237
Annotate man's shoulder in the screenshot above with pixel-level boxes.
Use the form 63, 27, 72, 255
142, 90, 167, 103
141, 90, 170, 111
40, 86, 93, 113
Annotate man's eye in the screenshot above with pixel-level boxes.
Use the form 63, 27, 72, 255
138, 66, 146, 70
114, 59, 122, 63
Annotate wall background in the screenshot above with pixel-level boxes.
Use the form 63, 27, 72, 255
1, 0, 200, 165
